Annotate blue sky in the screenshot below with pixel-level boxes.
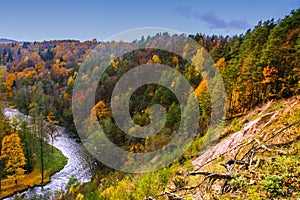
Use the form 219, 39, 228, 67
0, 0, 299, 42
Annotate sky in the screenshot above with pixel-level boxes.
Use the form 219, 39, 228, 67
0, 0, 299, 42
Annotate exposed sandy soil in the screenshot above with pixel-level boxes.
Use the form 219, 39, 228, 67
192, 96, 299, 170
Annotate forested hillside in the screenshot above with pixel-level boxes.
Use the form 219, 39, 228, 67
0, 8, 299, 200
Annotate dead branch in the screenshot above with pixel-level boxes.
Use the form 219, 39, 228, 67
165, 191, 186, 200
256, 144, 287, 155
187, 171, 211, 176
261, 120, 300, 144
240, 120, 300, 163
225, 113, 246, 121
266, 135, 300, 148
196, 139, 255, 170
188, 171, 232, 180
234, 139, 255, 161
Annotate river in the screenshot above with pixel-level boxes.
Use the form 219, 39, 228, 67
3, 108, 93, 199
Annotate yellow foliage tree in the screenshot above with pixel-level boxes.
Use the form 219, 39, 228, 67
4, 73, 16, 91
1, 133, 26, 176
67, 76, 74, 86
100, 176, 134, 199
112, 60, 119, 72
216, 57, 226, 69
195, 72, 209, 100
151, 55, 161, 63
195, 79, 208, 98
76, 193, 84, 200
262, 66, 278, 84
90, 101, 110, 123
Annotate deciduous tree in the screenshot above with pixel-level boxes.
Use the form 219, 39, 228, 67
1, 133, 26, 176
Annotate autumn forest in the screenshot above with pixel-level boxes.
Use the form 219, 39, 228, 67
0, 8, 300, 200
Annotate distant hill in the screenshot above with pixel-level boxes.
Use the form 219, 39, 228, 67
0, 38, 26, 44
0, 38, 17, 44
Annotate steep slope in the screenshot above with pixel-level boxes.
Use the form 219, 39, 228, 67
193, 97, 299, 169
162, 96, 300, 199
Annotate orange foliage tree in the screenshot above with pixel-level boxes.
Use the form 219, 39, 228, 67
90, 101, 110, 123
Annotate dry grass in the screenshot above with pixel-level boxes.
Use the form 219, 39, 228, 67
0, 169, 53, 199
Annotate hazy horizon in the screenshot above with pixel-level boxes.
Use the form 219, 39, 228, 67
1, 0, 299, 42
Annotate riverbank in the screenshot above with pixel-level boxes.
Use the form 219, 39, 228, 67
0, 142, 67, 199
1, 108, 92, 199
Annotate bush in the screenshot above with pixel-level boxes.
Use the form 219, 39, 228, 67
262, 175, 284, 197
